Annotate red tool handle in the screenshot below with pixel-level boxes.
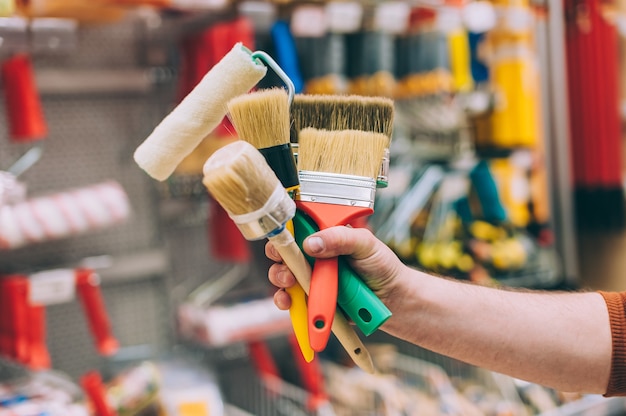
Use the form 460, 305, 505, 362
289, 334, 329, 411
75, 269, 119, 356
0, 279, 10, 358
210, 199, 251, 263
307, 258, 338, 352
248, 340, 281, 380
1, 54, 47, 142
81, 371, 118, 416
26, 304, 51, 369
4, 276, 30, 363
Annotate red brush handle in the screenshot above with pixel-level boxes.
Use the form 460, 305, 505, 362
81, 371, 118, 416
26, 304, 51, 369
1, 54, 47, 142
75, 269, 119, 356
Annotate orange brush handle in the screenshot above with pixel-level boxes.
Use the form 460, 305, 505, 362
296, 202, 373, 351
307, 258, 338, 351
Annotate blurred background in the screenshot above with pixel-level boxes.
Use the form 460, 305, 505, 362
1, 0, 626, 414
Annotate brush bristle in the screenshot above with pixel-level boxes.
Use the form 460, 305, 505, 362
298, 128, 389, 179
292, 94, 394, 139
202, 140, 280, 215
227, 88, 291, 149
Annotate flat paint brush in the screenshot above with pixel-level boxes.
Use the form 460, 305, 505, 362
134, 42, 268, 181
202, 140, 375, 374
291, 95, 394, 337
227, 87, 312, 362
296, 128, 388, 351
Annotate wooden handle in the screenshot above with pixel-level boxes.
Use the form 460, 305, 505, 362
270, 229, 375, 373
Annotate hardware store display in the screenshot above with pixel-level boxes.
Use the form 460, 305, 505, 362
1, 0, 625, 415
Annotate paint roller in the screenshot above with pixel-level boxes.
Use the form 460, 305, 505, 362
133, 42, 269, 182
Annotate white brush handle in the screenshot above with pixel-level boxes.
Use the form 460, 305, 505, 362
134, 43, 267, 181
270, 228, 375, 374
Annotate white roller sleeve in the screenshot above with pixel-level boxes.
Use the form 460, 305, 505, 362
133, 42, 267, 181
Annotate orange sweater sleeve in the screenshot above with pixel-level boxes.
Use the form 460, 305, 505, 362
599, 291, 626, 396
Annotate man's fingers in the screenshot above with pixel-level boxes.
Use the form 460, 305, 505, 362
274, 289, 291, 310
268, 263, 297, 288
265, 241, 283, 262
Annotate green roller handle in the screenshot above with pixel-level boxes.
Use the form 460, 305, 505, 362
292, 210, 392, 336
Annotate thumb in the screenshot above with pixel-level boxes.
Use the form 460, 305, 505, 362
303, 226, 380, 260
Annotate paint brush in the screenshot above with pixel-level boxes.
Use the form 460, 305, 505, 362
227, 87, 313, 363
202, 140, 375, 373
296, 128, 388, 351
290, 95, 394, 337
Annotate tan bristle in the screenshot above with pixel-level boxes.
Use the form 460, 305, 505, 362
291, 94, 394, 139
227, 88, 291, 149
202, 140, 280, 216
298, 128, 388, 179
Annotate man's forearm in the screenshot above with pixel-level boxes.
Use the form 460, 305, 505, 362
382, 268, 612, 394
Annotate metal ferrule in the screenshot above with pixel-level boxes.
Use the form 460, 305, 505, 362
297, 171, 376, 208
230, 185, 296, 240
377, 147, 390, 188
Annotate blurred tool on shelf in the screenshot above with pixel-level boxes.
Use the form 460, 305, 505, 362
0, 268, 119, 369
565, 0, 625, 229
0, 181, 131, 250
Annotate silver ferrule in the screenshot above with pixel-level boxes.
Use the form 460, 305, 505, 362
297, 171, 376, 208
377, 147, 390, 188
229, 185, 296, 240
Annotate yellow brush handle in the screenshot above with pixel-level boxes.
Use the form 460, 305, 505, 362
285, 219, 315, 362
285, 284, 313, 362
269, 228, 375, 374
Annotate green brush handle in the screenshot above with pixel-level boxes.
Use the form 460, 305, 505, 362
293, 210, 391, 336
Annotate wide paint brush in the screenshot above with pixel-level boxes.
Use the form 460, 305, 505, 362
290, 95, 394, 337
202, 140, 375, 373
296, 128, 388, 351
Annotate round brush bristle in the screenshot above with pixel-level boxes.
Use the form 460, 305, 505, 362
202, 140, 280, 216
298, 128, 389, 178
227, 88, 291, 149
